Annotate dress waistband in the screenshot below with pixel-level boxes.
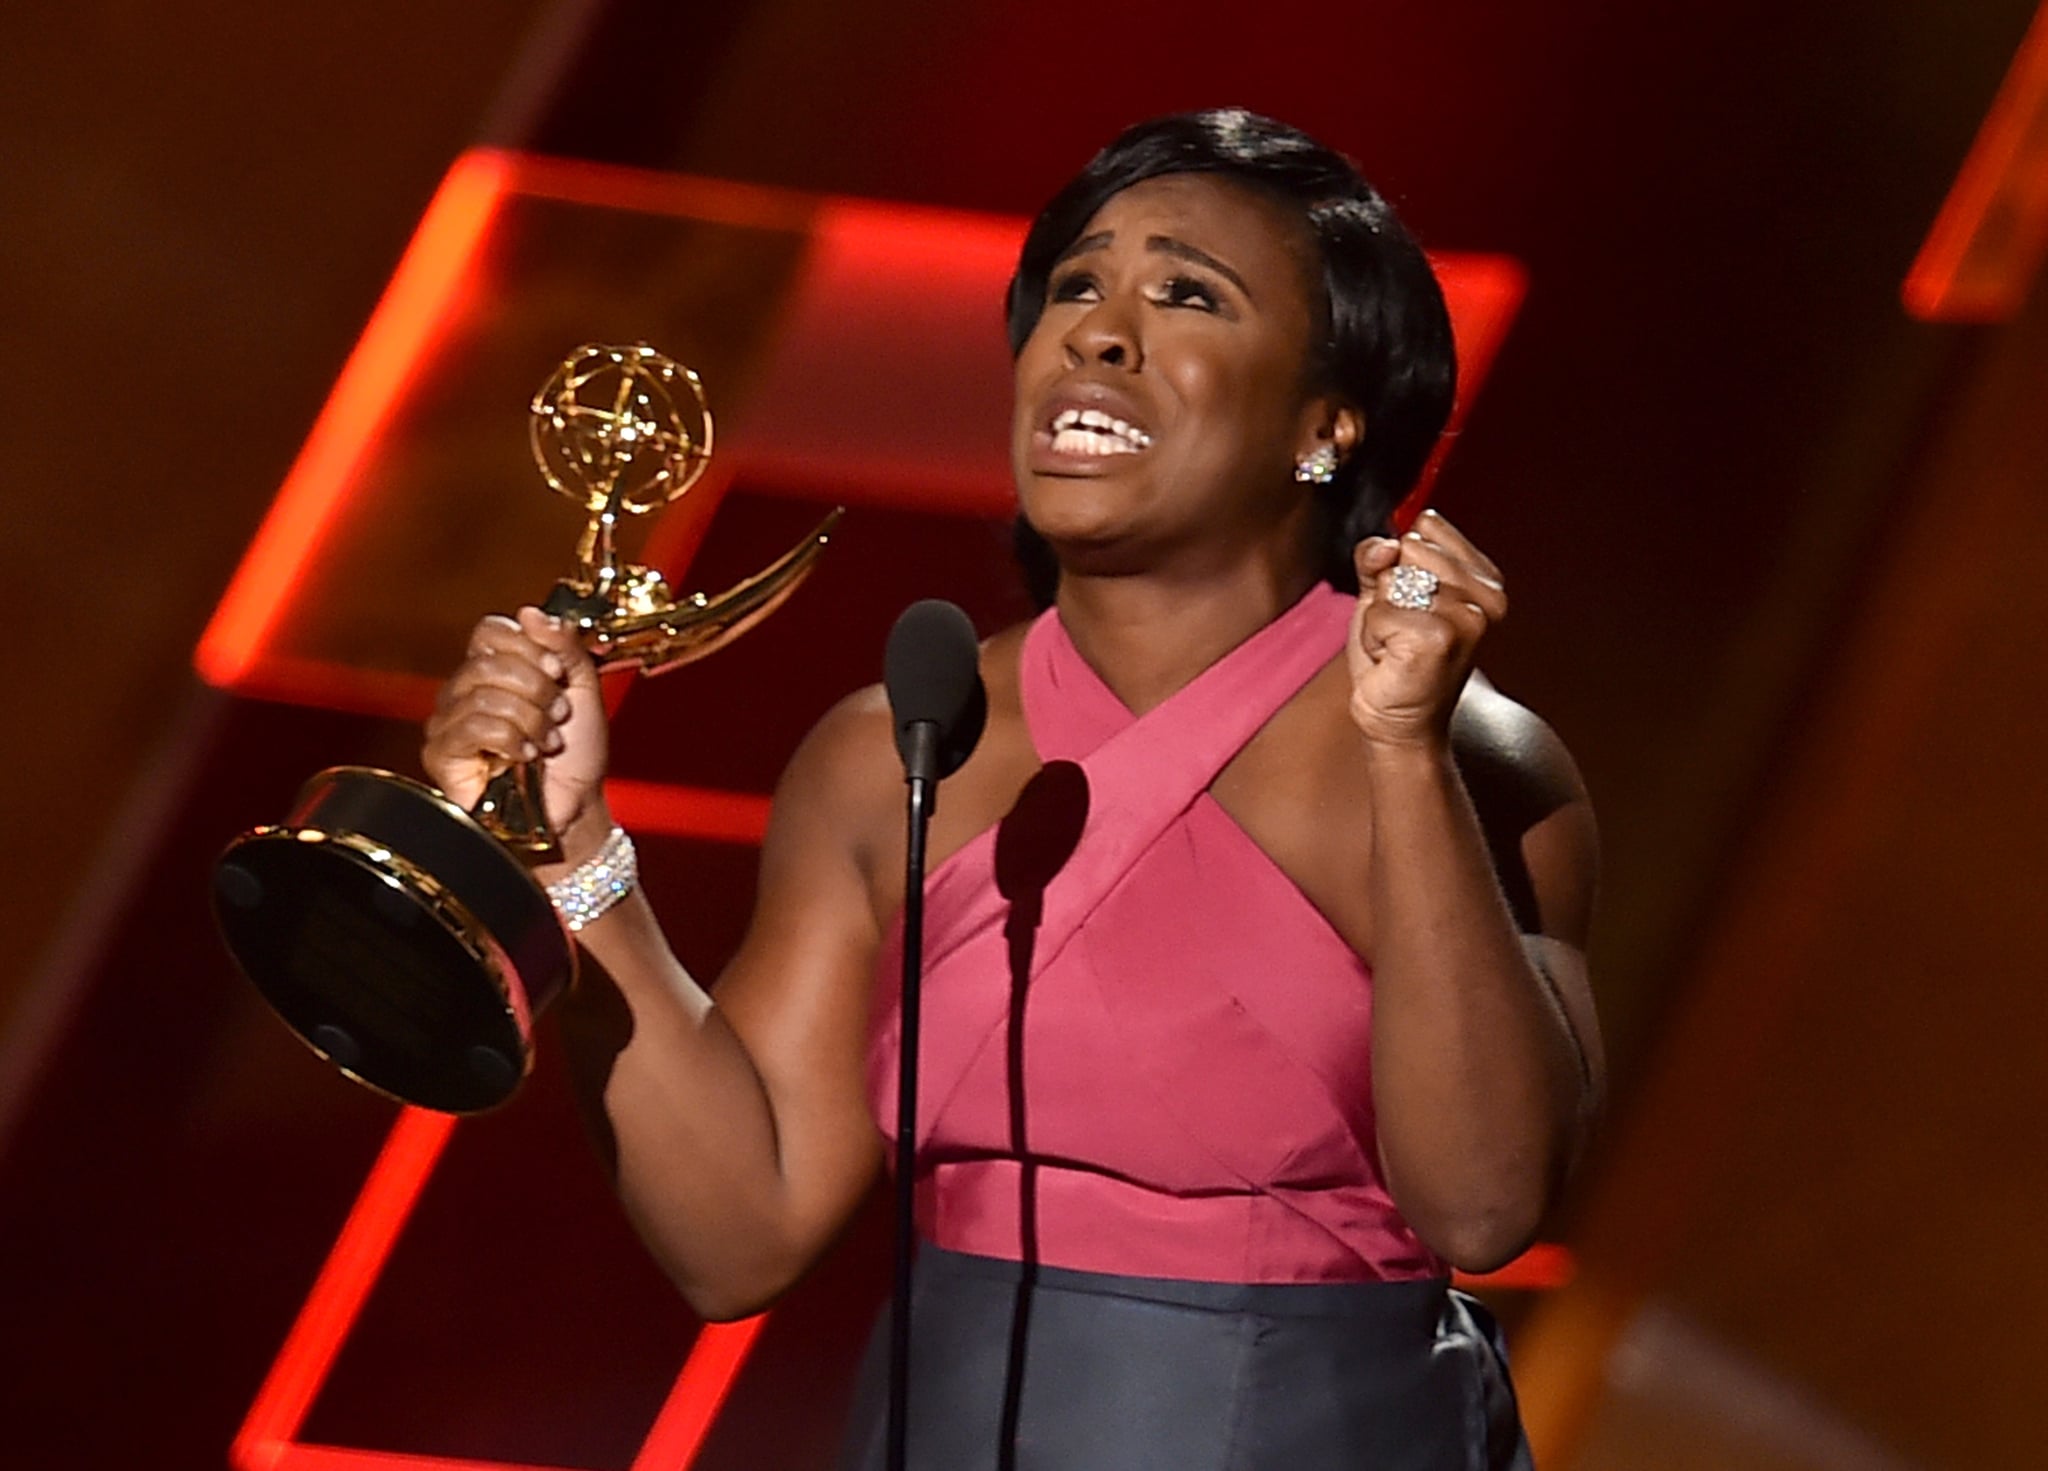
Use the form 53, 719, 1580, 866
920, 1157, 1445, 1284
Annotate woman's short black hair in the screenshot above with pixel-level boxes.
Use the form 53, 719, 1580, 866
1005, 108, 1458, 607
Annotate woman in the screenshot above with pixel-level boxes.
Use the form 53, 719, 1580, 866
424, 109, 1602, 1469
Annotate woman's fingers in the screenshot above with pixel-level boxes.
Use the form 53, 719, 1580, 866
434, 651, 564, 718
1357, 507, 1509, 625
1383, 532, 1508, 625
517, 606, 598, 689
1354, 515, 1507, 622
1407, 508, 1505, 589
1353, 535, 1402, 587
431, 620, 566, 733
425, 611, 575, 778
434, 679, 563, 752
1347, 514, 1511, 749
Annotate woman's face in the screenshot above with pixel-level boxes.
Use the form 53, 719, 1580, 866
1011, 173, 1351, 581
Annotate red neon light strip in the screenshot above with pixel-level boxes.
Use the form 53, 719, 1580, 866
211, 491, 747, 729
1393, 253, 1528, 531
234, 1103, 773, 1471
194, 150, 804, 706
629, 1317, 770, 1471
271, 1447, 575, 1471
1904, 1, 2048, 321
1451, 1242, 1576, 1293
605, 778, 772, 845
196, 150, 512, 691
221, 656, 449, 724
234, 1107, 458, 1471
503, 152, 816, 233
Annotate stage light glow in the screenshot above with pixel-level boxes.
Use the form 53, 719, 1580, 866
196, 152, 511, 693
1904, 2, 2048, 321
232, 1108, 457, 1471
231, 1100, 767, 1471
1397, 252, 1528, 531
628, 1318, 771, 1471
1452, 1241, 1577, 1293
605, 778, 772, 846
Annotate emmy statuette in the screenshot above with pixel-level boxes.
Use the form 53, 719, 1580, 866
213, 345, 839, 1114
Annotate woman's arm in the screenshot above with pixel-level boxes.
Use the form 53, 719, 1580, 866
1346, 514, 1605, 1272
424, 609, 890, 1319
552, 694, 894, 1320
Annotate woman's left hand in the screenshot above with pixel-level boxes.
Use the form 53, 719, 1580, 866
1345, 508, 1509, 751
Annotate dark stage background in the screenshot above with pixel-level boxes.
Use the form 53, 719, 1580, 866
4, 2, 2047, 1468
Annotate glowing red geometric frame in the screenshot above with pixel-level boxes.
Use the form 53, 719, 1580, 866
210, 150, 1560, 1471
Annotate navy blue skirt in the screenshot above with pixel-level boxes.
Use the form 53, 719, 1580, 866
836, 1245, 1532, 1471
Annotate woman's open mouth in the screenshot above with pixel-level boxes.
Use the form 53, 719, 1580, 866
1045, 406, 1153, 457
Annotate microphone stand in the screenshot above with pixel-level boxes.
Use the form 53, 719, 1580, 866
888, 721, 939, 1471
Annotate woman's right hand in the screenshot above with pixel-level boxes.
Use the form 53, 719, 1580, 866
422, 606, 610, 852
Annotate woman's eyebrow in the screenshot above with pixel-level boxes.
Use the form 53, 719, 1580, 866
1147, 236, 1252, 301
1052, 231, 1114, 266
1050, 229, 1254, 302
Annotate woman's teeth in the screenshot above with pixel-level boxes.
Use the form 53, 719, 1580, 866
1049, 407, 1152, 455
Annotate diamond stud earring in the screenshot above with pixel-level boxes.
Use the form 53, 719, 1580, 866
1293, 444, 1340, 485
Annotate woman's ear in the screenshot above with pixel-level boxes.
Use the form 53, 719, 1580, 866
1329, 401, 1365, 459
1297, 397, 1366, 464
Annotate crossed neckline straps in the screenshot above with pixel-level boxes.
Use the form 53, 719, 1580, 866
1023, 580, 1358, 780
911, 582, 1362, 970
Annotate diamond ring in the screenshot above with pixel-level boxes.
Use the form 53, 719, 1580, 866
1385, 563, 1440, 612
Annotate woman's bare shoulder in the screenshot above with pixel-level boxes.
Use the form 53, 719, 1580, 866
783, 621, 1034, 787
766, 619, 1040, 869
771, 681, 899, 839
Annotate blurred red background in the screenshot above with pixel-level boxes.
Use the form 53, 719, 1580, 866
3, 2, 2047, 1468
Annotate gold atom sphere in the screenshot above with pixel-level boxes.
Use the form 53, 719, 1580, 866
527, 343, 714, 517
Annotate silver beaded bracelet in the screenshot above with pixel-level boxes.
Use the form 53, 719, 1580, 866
545, 825, 638, 932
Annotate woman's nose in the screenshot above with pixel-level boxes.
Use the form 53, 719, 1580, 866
1063, 300, 1141, 370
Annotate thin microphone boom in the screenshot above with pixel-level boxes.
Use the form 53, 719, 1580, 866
880, 599, 986, 1471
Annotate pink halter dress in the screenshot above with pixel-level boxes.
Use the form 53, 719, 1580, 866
866, 586, 1444, 1285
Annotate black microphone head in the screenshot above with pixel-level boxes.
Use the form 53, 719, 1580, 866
883, 599, 988, 781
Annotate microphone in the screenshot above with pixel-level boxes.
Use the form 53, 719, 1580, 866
883, 599, 988, 792
878, 598, 985, 1471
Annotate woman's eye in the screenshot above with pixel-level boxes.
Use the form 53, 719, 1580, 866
1157, 275, 1221, 311
1049, 272, 1099, 303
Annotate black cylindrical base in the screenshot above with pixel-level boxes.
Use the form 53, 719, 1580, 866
212, 766, 574, 1114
